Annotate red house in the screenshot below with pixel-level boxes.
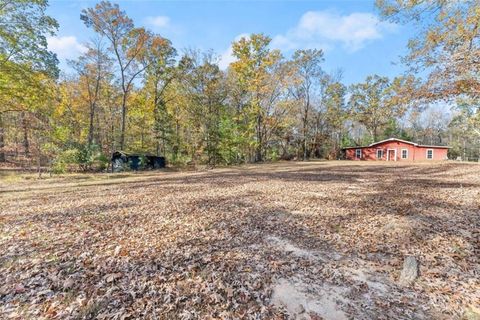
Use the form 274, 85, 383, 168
344, 138, 449, 161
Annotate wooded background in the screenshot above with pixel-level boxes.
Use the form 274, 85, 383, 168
1, 0, 479, 172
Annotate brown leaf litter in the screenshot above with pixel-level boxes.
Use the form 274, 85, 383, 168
0, 161, 479, 319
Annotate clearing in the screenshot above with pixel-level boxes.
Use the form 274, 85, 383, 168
0, 161, 479, 319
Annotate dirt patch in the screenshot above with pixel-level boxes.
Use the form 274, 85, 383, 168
267, 235, 394, 319
271, 277, 348, 320
267, 236, 321, 260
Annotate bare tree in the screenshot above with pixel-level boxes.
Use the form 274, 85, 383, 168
81, 1, 150, 150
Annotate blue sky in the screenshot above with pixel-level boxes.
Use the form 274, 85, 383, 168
46, 0, 415, 85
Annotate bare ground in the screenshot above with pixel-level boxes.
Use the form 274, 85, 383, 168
0, 161, 479, 319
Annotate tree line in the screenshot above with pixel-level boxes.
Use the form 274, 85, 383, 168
1, 0, 479, 172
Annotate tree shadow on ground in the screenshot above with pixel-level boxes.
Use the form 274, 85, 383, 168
1, 162, 478, 319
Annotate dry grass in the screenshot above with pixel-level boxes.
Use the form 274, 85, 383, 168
0, 161, 479, 319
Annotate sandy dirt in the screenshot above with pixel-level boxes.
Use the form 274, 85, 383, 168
0, 161, 479, 319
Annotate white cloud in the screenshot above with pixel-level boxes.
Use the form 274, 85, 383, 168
217, 11, 395, 69
218, 33, 250, 70
272, 10, 398, 53
47, 36, 87, 60
219, 46, 235, 70
145, 15, 171, 28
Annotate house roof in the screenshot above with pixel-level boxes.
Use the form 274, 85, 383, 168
369, 138, 416, 147
343, 138, 450, 149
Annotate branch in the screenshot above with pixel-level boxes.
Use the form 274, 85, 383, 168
0, 108, 28, 114
473, 127, 480, 137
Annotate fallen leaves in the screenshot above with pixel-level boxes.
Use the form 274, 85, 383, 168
0, 161, 479, 319
105, 273, 122, 283
14, 284, 25, 294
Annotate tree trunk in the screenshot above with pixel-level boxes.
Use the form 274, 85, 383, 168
22, 113, 29, 156
119, 93, 127, 150
37, 147, 42, 178
303, 117, 308, 161
88, 103, 95, 146
302, 99, 309, 161
255, 113, 263, 162
0, 114, 5, 162
110, 116, 115, 155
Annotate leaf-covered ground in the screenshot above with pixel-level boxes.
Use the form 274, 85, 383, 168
1, 161, 479, 320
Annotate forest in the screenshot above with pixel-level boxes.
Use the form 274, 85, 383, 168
1, 0, 480, 172
1, 1, 480, 319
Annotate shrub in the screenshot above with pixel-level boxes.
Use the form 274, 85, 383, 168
76, 144, 109, 171
51, 149, 80, 174
50, 144, 109, 173
94, 153, 109, 171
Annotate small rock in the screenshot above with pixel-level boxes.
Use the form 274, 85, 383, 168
14, 284, 25, 294
105, 273, 122, 283
294, 304, 305, 314
63, 278, 74, 289
399, 256, 419, 286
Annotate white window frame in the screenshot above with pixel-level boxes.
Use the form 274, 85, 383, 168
426, 149, 434, 160
401, 149, 408, 159
376, 149, 383, 160
355, 149, 362, 159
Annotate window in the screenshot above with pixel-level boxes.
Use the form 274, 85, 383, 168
426, 149, 433, 159
355, 149, 362, 159
401, 149, 408, 159
376, 149, 383, 159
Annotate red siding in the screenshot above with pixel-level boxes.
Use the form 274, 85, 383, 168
345, 141, 448, 161
413, 146, 448, 161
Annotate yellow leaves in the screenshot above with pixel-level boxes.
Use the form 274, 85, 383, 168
426, 29, 441, 46
378, 0, 480, 103
231, 33, 278, 81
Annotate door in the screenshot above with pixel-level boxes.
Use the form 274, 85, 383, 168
387, 149, 397, 161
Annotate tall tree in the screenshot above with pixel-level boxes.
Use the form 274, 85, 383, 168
0, 0, 58, 162
0, 0, 58, 74
231, 34, 282, 162
178, 51, 227, 166
376, 0, 480, 132
142, 35, 177, 156
81, 1, 150, 150
348, 75, 395, 142
69, 40, 112, 147
288, 49, 325, 160
322, 77, 347, 157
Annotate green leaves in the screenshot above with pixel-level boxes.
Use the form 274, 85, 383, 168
230, 34, 284, 162
348, 75, 399, 141
0, 0, 58, 77
377, 0, 480, 100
